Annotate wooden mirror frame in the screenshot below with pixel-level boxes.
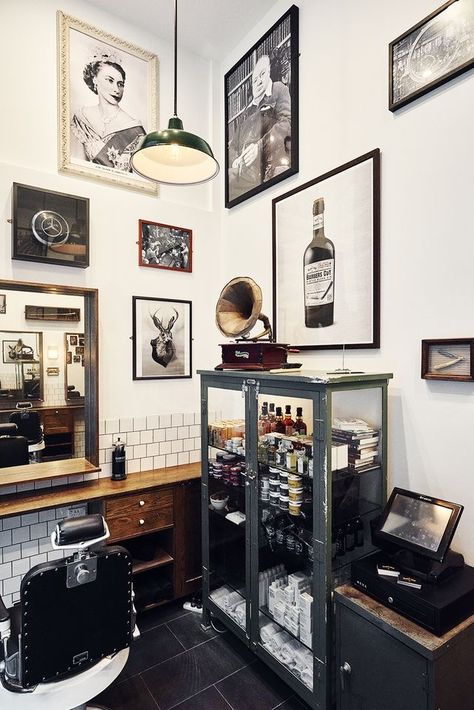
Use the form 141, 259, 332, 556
0, 279, 98, 466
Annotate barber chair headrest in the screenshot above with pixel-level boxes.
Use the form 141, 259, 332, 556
0, 423, 18, 437
52, 514, 109, 550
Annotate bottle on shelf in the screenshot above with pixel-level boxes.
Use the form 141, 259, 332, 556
111, 437, 126, 480
293, 407, 307, 435
335, 526, 346, 557
345, 520, 356, 552
354, 517, 364, 547
303, 196, 335, 328
283, 405, 294, 435
268, 402, 276, 430
274, 407, 285, 434
275, 440, 287, 466
258, 401, 271, 437
285, 444, 297, 471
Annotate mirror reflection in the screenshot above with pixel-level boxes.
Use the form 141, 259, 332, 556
0, 289, 87, 467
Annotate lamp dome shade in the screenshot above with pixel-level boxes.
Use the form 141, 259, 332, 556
131, 118, 219, 185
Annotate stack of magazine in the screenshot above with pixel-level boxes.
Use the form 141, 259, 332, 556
332, 417, 379, 473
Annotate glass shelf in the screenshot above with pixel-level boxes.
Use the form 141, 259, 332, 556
259, 604, 313, 653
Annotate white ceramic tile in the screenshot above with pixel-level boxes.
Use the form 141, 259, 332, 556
1, 595, 12, 609
38, 509, 56, 523
178, 452, 190, 465
38, 538, 51, 555
160, 441, 172, 456
140, 430, 153, 445
3, 576, 21, 596
0, 563, 12, 581
177, 426, 189, 439
194, 412, 201, 425
2, 545, 21, 563
189, 449, 201, 463
52, 477, 69, 488
12, 527, 30, 545
127, 459, 141, 475
153, 455, 166, 469
134, 444, 147, 459
12, 558, 30, 577
84, 472, 100, 481
140, 457, 153, 472
172, 439, 183, 454
134, 416, 147, 431
120, 417, 133, 432
160, 414, 172, 428
147, 415, 159, 429
2, 516, 21, 531
165, 453, 178, 468
184, 413, 195, 426
171, 413, 183, 427
99, 434, 113, 450
147, 443, 160, 458
30, 523, 48, 540
105, 419, 120, 435
68, 475, 84, 485
21, 540, 39, 557
34, 480, 52, 490
127, 431, 140, 446
189, 424, 201, 438
183, 438, 194, 452
98, 420, 105, 436
20, 513, 38, 527
101, 463, 112, 478
30, 553, 48, 567
153, 429, 165, 443
165, 427, 178, 441
99, 449, 106, 465
105, 449, 113, 463
194, 437, 201, 449
47, 550, 64, 562
0, 485, 17, 495
0, 531, 12, 548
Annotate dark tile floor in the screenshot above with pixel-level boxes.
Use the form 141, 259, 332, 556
93, 600, 311, 710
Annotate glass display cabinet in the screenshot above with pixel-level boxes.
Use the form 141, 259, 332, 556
200, 369, 392, 709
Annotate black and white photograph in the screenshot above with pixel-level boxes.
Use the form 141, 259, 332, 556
73, 355, 81, 363
2, 333, 41, 365
57, 11, 158, 195
0, 295, 5, 315
70, 335, 78, 346
272, 150, 380, 350
389, 0, 474, 111
12, 183, 89, 268
132, 297, 192, 380
139, 220, 192, 273
225, 6, 299, 208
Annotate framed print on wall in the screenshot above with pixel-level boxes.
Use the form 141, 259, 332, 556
421, 338, 474, 381
0, 295, 5, 314
272, 149, 380, 350
12, 183, 89, 268
57, 11, 159, 195
139, 220, 192, 273
389, 0, 474, 111
132, 297, 192, 380
225, 5, 299, 209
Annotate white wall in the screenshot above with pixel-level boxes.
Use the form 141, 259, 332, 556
0, 0, 222, 419
216, 0, 474, 561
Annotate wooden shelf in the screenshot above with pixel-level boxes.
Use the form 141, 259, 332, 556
132, 549, 174, 575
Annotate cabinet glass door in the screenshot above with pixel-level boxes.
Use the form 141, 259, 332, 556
254, 391, 317, 696
205, 384, 249, 636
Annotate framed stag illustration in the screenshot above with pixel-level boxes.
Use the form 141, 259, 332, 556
272, 149, 380, 350
225, 5, 299, 208
132, 296, 192, 380
57, 11, 159, 195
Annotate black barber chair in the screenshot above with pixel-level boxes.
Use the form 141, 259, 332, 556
0, 514, 136, 710
0, 423, 29, 467
9, 407, 45, 462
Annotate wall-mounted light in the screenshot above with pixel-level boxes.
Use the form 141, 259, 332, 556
47, 345, 59, 360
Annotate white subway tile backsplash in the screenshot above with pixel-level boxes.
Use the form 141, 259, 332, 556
105, 419, 120, 435
183, 438, 194, 452
127, 431, 140, 446
165, 453, 178, 468
140, 457, 153, 472
184, 413, 195, 426
189, 450, 201, 464
30, 553, 48, 567
171, 439, 183, 454
21, 540, 39, 558
99, 434, 113, 450
12, 527, 30, 545
160, 441, 172, 456
153, 455, 166, 469
166, 427, 177, 441
39, 538, 51, 555
0, 563, 12, 580
134, 444, 147, 459
98, 420, 105, 436
120, 417, 133, 433
3, 576, 21, 596
147, 415, 159, 430
189, 424, 201, 438
0, 485, 17, 495
178, 452, 190, 465
0, 531, 12, 548
134, 416, 147, 431
12, 558, 30, 577
3, 545, 21, 563
171, 413, 183, 427
194, 437, 201, 449
177, 426, 189, 439
39, 509, 56, 523
2, 517, 21, 531
30, 523, 48, 540
21, 513, 39, 527
194, 412, 201, 425
140, 430, 153, 445
153, 429, 165, 443
146, 443, 160, 458
127, 459, 140, 475
35, 480, 52, 490
160, 414, 172, 428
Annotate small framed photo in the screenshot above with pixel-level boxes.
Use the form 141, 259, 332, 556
225, 5, 299, 208
0, 294, 5, 314
139, 220, 192, 273
57, 11, 159, 195
76, 346, 84, 355
389, 0, 474, 111
79, 336, 85, 346
132, 296, 192, 380
12, 183, 89, 268
273, 150, 380, 350
73, 355, 81, 363
66, 351, 72, 364
421, 338, 474, 381
70, 335, 78, 346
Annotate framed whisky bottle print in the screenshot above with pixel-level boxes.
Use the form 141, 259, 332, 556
421, 338, 474, 381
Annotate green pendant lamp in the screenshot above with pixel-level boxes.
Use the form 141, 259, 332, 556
131, 0, 219, 185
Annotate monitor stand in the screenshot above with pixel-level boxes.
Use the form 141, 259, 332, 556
390, 548, 464, 584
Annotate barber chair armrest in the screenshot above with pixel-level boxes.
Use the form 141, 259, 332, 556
0, 595, 11, 641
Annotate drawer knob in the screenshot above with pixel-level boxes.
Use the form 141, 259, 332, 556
139, 519, 145, 526
139, 500, 145, 507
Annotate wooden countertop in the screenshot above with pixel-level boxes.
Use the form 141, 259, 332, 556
0, 404, 84, 414
0, 462, 201, 518
0, 458, 101, 487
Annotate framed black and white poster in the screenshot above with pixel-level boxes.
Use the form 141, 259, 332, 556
272, 150, 380, 350
225, 5, 299, 209
389, 0, 474, 111
132, 297, 192, 380
139, 220, 192, 273
57, 11, 158, 195
12, 183, 89, 268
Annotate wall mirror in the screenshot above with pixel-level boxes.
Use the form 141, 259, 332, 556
0, 279, 98, 468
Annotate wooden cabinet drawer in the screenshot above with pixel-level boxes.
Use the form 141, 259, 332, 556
106, 489, 174, 541
42, 410, 74, 434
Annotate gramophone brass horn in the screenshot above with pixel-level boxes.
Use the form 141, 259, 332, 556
215, 276, 272, 340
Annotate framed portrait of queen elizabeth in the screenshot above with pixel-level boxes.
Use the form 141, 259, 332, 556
57, 11, 159, 195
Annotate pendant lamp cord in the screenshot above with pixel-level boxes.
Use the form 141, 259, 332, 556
173, 0, 178, 117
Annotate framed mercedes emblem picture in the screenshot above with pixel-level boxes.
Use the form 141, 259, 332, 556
12, 183, 89, 268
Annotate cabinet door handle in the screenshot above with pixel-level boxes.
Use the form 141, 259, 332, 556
139, 500, 145, 506
340, 661, 351, 692
139, 519, 145, 526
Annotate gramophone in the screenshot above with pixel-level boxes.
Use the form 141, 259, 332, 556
215, 277, 291, 371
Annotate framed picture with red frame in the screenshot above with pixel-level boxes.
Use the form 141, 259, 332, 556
138, 219, 192, 273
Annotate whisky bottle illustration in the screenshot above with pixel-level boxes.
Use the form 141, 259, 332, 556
303, 197, 335, 327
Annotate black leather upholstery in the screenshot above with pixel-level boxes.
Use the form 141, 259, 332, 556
0, 436, 29, 467
0, 423, 17, 436
56, 514, 106, 545
9, 410, 43, 445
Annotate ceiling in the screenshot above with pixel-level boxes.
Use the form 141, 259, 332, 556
87, 0, 277, 59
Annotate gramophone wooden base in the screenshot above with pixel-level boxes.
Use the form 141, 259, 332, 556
216, 342, 288, 371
